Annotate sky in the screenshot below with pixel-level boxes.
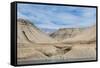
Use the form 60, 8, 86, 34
17, 3, 96, 31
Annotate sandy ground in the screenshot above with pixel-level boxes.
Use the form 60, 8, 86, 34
17, 43, 96, 65
17, 19, 97, 65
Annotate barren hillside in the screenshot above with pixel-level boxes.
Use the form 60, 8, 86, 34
50, 28, 85, 41
62, 25, 96, 44
17, 19, 96, 65
17, 18, 57, 44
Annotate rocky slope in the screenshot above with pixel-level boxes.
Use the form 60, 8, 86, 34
62, 25, 96, 44
17, 18, 57, 44
50, 28, 85, 41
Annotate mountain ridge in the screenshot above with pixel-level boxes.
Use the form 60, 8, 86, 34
17, 18, 58, 44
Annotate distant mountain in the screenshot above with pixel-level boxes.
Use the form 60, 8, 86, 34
40, 28, 57, 34
50, 28, 85, 41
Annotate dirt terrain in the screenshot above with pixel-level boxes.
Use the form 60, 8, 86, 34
17, 19, 96, 65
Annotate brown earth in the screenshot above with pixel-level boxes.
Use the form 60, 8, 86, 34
17, 19, 96, 65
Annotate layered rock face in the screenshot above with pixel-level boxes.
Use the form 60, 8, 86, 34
17, 19, 57, 44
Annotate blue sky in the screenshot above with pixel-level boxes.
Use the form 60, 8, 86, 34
17, 3, 96, 30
